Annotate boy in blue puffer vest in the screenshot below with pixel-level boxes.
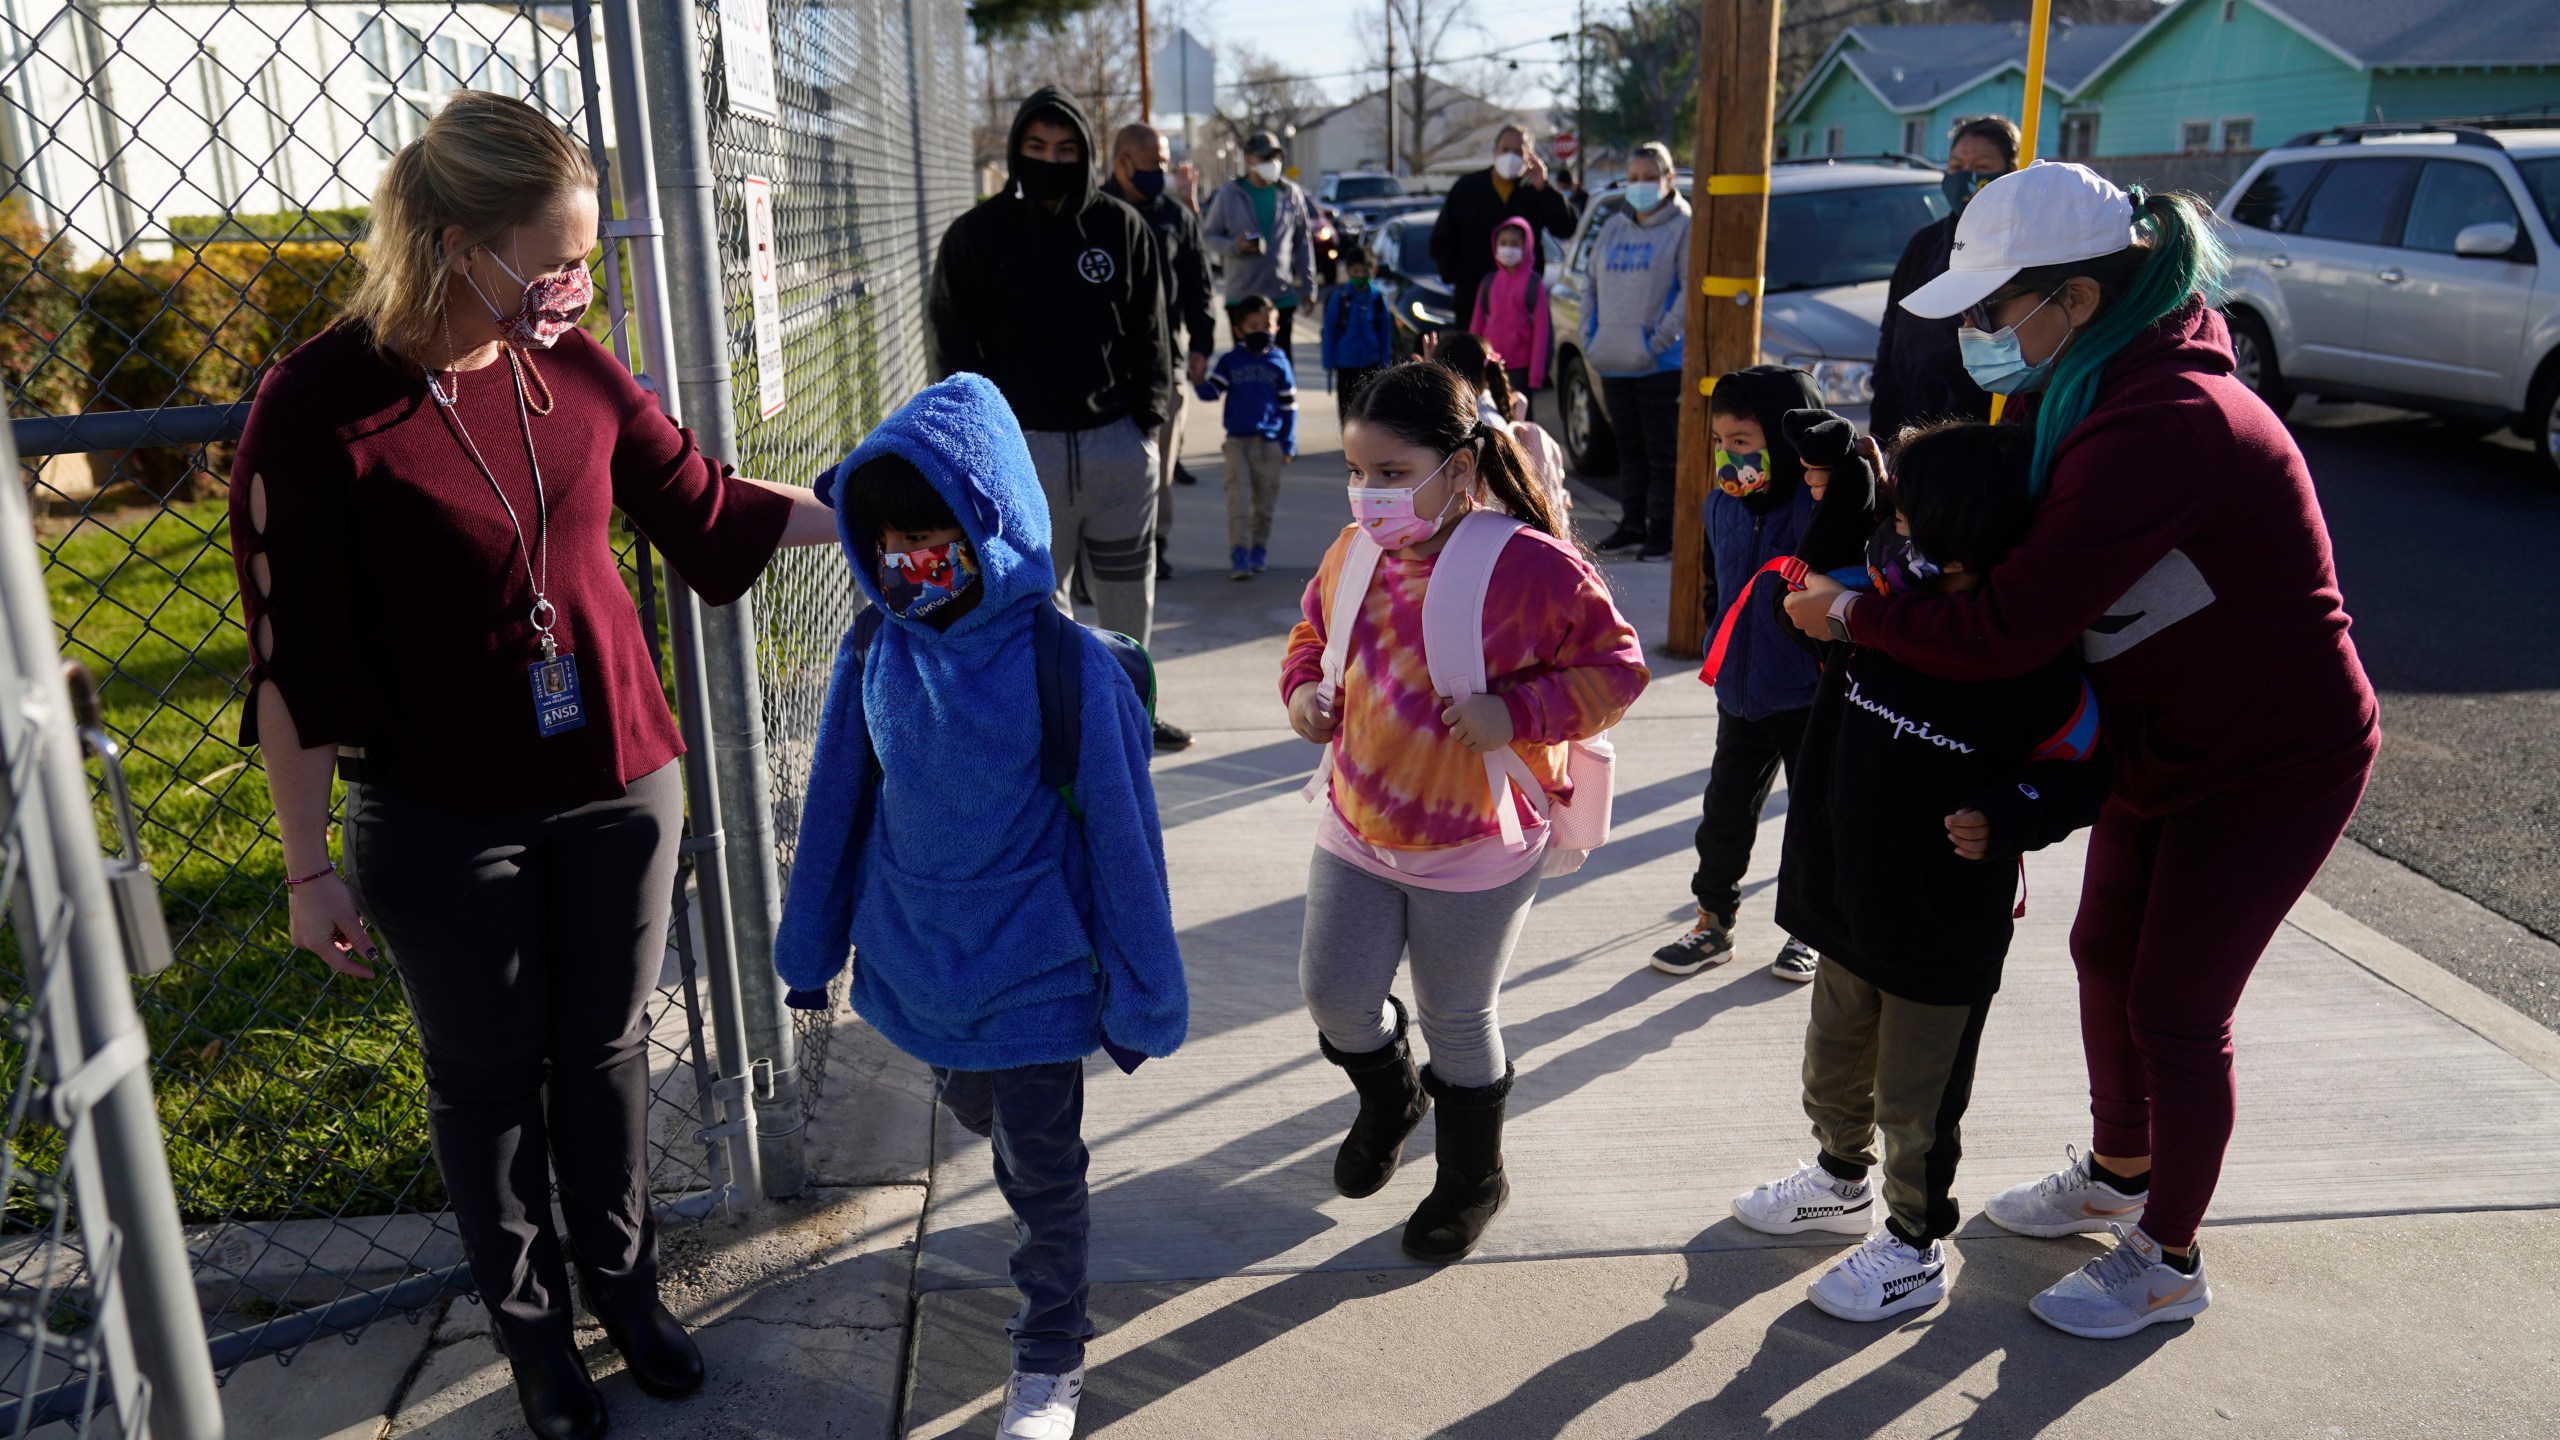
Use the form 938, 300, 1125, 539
776, 374, 1187, 1440
1650, 364, 1827, 984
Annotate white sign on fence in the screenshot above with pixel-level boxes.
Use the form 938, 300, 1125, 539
744, 176, 786, 418
722, 0, 781, 121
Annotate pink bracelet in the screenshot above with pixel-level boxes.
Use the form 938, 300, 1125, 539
286, 861, 336, 888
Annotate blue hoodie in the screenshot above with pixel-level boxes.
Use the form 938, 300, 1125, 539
773, 374, 1189, 1071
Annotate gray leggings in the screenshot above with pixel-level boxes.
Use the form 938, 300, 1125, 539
1299, 848, 1542, 1087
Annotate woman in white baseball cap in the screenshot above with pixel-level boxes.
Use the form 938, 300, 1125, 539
1785, 160, 2379, 1341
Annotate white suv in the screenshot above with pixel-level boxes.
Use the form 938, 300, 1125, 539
2216, 121, 2560, 478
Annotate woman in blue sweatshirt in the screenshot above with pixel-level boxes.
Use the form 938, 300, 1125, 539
775, 374, 1187, 1440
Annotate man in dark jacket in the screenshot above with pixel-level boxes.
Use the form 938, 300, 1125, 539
1108, 122, 1216, 584
1867, 116, 2016, 446
1428, 124, 1577, 336
929, 86, 1186, 749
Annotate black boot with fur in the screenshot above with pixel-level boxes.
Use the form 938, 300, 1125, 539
1401, 1063, 1514, 1263
1318, 995, 1430, 1199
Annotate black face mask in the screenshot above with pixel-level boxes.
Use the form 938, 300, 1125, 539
1241, 331, 1273, 352
1129, 167, 1167, 201
1017, 156, 1084, 203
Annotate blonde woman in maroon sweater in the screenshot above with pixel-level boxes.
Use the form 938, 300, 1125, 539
229, 93, 836, 1439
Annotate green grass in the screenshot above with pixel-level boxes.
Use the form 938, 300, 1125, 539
22, 497, 443, 1223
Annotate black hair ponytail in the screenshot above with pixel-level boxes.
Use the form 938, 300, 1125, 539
1346, 362, 1565, 540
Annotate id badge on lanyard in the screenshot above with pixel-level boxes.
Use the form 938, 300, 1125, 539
527, 604, 586, 737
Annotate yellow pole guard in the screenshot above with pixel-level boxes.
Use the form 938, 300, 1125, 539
1699, 375, 1716, 396
1701, 275, 1759, 302
1703, 173, 1768, 195
1990, 0, 2057, 428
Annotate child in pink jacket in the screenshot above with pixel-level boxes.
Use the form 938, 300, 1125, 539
1468, 216, 1551, 422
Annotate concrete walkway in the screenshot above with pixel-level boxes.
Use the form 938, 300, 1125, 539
230, 378, 2560, 1439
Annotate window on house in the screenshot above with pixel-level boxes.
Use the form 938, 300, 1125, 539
2059, 113, 2099, 159
1774, 131, 1792, 159
2222, 118, 2254, 152
2221, 0, 2237, 19
196, 51, 242, 207
1824, 126, 1843, 155
545, 66, 577, 121
1901, 118, 1924, 156
258, 61, 293, 202
2180, 121, 2212, 154
359, 17, 427, 156
431, 35, 462, 93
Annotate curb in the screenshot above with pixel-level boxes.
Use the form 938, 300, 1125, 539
2288, 892, 2560, 1085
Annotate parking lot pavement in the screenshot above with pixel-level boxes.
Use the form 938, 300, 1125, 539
900, 377, 2560, 1438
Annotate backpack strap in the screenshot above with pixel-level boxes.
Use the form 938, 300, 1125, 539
1302, 532, 1386, 804
852, 605, 887, 777
1417, 510, 1534, 848
1031, 602, 1084, 814
1697, 555, 1808, 686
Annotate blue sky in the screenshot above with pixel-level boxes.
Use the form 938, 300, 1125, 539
1173, 0, 1585, 117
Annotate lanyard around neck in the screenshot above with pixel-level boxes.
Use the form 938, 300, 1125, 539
427, 349, 558, 651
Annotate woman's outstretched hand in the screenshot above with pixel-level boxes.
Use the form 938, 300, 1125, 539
290, 873, 379, 979
1784, 572, 1848, 639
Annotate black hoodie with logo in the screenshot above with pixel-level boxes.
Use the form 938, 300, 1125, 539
927, 87, 1169, 434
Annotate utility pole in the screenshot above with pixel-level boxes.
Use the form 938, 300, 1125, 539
1137, 0, 1154, 120
1385, 0, 1397, 174
1671, 0, 1779, 655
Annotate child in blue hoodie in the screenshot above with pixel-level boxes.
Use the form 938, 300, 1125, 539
1196, 294, 1298, 580
775, 374, 1187, 1440
1650, 364, 1828, 984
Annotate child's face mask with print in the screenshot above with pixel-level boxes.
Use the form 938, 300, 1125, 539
878, 530, 979, 619
1709, 414, 1771, 498
1864, 517, 1944, 596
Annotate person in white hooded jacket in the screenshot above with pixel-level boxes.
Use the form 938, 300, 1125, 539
1581, 141, 1692, 561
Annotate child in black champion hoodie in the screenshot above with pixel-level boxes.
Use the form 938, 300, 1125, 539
1731, 419, 2112, 1325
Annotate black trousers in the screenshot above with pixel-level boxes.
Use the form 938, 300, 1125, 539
345, 760, 683, 1354
1601, 371, 1683, 544
1690, 702, 1810, 922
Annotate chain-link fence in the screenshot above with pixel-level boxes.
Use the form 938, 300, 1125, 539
2, 0, 973, 1404
692, 0, 975, 1103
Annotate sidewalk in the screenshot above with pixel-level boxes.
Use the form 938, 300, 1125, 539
235, 373, 2560, 1439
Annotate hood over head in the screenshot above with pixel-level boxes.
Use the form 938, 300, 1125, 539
1006, 85, 1098, 213
1490, 215, 1534, 262
1712, 364, 1825, 512
819, 373, 1055, 640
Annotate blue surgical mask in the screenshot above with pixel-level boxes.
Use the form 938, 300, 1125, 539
1957, 291, 2067, 396
1624, 181, 1664, 213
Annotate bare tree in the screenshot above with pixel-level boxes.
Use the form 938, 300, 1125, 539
1584, 0, 1696, 155
970, 0, 1207, 180
1357, 0, 1503, 174
1209, 44, 1331, 182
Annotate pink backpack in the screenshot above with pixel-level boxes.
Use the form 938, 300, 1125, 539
1305, 512, 1616, 876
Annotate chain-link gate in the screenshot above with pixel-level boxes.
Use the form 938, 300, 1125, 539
0, 0, 750, 1395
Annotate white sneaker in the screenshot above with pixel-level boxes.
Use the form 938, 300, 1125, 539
1732, 1159, 1875, 1236
1806, 1229, 1947, 1322
1983, 1144, 2147, 1238
1771, 938, 1820, 983
999, 1366, 1085, 1439
2029, 1224, 2210, 1338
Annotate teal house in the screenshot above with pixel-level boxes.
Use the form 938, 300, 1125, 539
1781, 0, 2560, 164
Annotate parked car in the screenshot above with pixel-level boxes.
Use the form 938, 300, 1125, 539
1368, 210, 1457, 359
1323, 174, 1423, 263
1545, 157, 1948, 474
2216, 120, 2560, 478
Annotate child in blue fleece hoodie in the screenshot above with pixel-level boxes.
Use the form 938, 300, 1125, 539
775, 374, 1186, 1438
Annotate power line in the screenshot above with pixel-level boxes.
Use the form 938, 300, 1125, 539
982, 29, 1571, 109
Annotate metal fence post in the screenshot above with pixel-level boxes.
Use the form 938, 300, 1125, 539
0, 419, 222, 1439
633, 0, 807, 1199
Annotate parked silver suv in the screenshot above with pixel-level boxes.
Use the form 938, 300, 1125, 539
2216, 121, 2560, 479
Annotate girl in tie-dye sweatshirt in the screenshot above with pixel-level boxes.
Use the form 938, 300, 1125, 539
1279, 363, 1648, 1265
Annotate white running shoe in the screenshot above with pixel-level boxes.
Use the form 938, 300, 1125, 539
1983, 1144, 2148, 1238
1771, 938, 1820, 983
1806, 1229, 1947, 1322
999, 1366, 1085, 1439
1732, 1159, 1875, 1236
2028, 1223, 2210, 1338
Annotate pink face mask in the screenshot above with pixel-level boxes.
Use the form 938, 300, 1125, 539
1348, 451, 1464, 549
468, 235, 594, 349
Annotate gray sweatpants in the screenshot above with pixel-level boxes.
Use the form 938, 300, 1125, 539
1025, 417, 1158, 646
1299, 847, 1542, 1087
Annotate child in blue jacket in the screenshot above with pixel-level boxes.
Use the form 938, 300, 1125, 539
1319, 249, 1394, 408
775, 373, 1186, 1440
1651, 364, 1828, 984
1198, 294, 1298, 579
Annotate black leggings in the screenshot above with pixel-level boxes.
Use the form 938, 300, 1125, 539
345, 761, 683, 1354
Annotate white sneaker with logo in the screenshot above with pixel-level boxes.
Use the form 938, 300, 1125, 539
1732, 1159, 1875, 1236
1983, 1144, 2148, 1238
2029, 1224, 2211, 1338
1806, 1229, 1947, 1322
999, 1366, 1085, 1440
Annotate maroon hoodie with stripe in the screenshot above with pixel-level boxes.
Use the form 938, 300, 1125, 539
1848, 302, 2377, 819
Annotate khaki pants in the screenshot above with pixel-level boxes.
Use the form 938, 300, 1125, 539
1222, 436, 1286, 553
1800, 959, 1993, 1245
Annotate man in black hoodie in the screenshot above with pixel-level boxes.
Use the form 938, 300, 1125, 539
929, 87, 1186, 749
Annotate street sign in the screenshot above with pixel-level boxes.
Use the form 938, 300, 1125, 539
1155, 29, 1215, 119
721, 0, 780, 121
1552, 132, 1579, 162
744, 176, 786, 418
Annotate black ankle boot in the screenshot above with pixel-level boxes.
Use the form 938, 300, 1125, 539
596, 1295, 704, 1399
1319, 996, 1430, 1199
508, 1335, 608, 1440
1401, 1063, 1514, 1263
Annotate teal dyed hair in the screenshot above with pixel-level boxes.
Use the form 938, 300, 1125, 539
2018, 188, 2229, 494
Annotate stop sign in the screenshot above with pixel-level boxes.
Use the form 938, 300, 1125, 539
1552, 133, 1579, 161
